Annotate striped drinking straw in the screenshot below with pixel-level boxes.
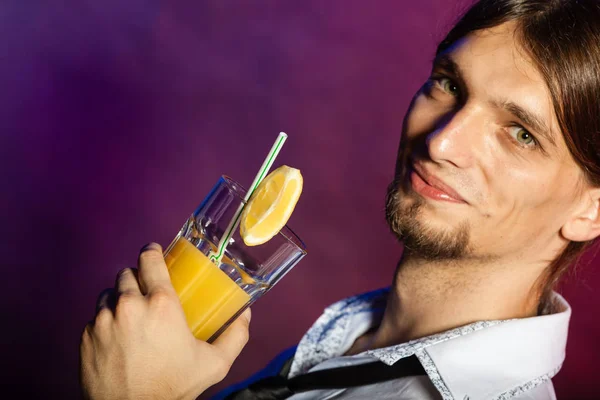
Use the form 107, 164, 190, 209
208, 132, 288, 265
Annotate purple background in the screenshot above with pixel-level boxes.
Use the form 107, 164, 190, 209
2, 1, 599, 398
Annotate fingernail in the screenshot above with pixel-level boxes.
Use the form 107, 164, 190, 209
95, 288, 115, 313
140, 243, 160, 253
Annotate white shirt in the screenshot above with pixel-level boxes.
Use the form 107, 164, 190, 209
215, 288, 570, 400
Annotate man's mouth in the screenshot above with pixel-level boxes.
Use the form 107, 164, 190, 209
409, 162, 467, 204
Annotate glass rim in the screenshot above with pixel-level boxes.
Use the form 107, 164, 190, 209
220, 175, 307, 254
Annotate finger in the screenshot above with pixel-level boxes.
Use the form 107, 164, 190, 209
138, 242, 172, 295
95, 288, 116, 314
79, 324, 94, 398
115, 268, 142, 296
211, 308, 251, 362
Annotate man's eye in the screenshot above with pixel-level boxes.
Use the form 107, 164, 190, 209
508, 126, 537, 147
436, 77, 460, 97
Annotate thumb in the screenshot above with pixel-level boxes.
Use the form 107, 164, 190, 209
210, 308, 252, 363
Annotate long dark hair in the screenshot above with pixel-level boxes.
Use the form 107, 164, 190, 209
438, 0, 600, 305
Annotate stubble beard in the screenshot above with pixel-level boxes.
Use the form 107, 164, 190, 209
385, 177, 472, 261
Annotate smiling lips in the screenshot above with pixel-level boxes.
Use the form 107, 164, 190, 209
410, 163, 467, 204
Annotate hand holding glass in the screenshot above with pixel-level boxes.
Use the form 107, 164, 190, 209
164, 176, 306, 342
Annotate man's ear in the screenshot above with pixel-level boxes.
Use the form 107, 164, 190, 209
561, 189, 600, 242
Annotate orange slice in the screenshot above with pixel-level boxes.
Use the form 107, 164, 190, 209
240, 165, 303, 246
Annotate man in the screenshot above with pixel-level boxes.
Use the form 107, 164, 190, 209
80, 0, 600, 399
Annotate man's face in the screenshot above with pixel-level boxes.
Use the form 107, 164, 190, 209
386, 22, 585, 263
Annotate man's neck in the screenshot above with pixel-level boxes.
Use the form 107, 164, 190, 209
346, 252, 545, 356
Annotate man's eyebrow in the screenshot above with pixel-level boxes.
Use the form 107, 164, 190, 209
432, 54, 466, 83
491, 100, 557, 148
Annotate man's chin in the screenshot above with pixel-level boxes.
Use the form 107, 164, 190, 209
385, 184, 472, 261
399, 221, 471, 261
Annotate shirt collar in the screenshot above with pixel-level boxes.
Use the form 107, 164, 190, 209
289, 288, 571, 400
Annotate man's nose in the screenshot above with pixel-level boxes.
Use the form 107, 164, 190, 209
426, 105, 485, 169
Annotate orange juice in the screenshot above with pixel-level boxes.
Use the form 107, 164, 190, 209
165, 237, 251, 341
